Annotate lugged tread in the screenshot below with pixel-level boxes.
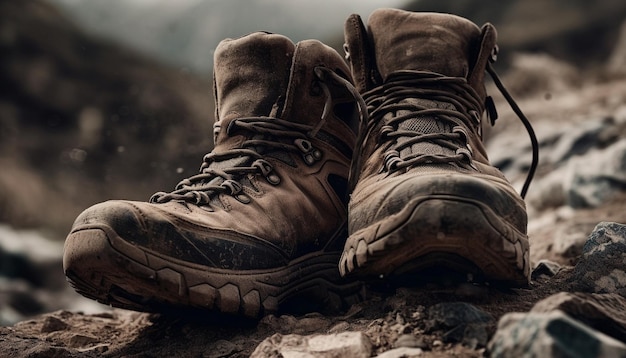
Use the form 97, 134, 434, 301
340, 196, 530, 286
64, 227, 363, 318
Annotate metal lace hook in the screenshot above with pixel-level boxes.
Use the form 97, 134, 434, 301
486, 62, 539, 199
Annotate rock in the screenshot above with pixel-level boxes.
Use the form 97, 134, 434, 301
258, 314, 298, 334
441, 323, 490, 349
257, 314, 331, 336
0, 225, 108, 325
525, 167, 568, 210
0, 280, 45, 319
501, 52, 581, 98
0, 329, 82, 358
375, 347, 424, 358
488, 310, 626, 358
531, 292, 626, 342
40, 315, 69, 333
551, 222, 597, 259
250, 331, 372, 358
531, 260, 562, 281
504, 110, 626, 212
328, 321, 350, 334
548, 118, 609, 166
393, 334, 427, 349
22, 344, 78, 358
569, 222, 626, 295
0, 224, 65, 289
204, 339, 238, 358
67, 333, 99, 348
294, 316, 332, 335
565, 139, 626, 208
425, 302, 492, 348
425, 302, 492, 331
259, 313, 331, 335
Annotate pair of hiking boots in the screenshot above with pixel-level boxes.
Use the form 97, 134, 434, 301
63, 9, 536, 318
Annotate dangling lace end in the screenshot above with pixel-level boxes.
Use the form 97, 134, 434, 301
311, 66, 370, 193
309, 67, 333, 138
311, 67, 369, 137
486, 62, 539, 199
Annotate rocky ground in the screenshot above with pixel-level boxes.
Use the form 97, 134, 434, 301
2, 45, 626, 357
3, 1, 626, 357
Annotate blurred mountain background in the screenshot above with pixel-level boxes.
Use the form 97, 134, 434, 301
1, 0, 625, 237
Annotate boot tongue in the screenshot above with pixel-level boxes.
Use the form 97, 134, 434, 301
367, 9, 481, 80
213, 32, 295, 122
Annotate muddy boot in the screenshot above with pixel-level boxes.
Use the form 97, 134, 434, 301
63, 32, 363, 317
340, 9, 535, 286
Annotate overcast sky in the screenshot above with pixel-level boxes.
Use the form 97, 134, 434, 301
51, 0, 408, 73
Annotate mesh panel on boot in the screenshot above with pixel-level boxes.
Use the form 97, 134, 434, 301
394, 98, 458, 160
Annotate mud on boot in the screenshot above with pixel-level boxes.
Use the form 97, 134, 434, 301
340, 9, 538, 287
64, 32, 365, 318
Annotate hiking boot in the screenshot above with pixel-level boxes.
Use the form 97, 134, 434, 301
63, 32, 363, 317
340, 9, 532, 286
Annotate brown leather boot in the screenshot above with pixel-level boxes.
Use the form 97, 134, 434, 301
340, 9, 532, 286
63, 32, 363, 317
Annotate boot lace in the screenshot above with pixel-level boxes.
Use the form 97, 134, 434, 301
351, 65, 538, 199
150, 67, 366, 206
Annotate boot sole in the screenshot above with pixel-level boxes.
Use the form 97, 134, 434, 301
340, 195, 530, 286
64, 226, 363, 318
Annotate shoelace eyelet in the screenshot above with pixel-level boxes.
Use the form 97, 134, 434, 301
380, 125, 394, 138
234, 193, 251, 204
452, 126, 469, 142
295, 138, 312, 152
221, 179, 242, 195
383, 150, 402, 171
191, 191, 210, 205
295, 138, 322, 165
252, 159, 281, 185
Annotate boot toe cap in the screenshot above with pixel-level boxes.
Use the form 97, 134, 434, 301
350, 171, 527, 231
65, 200, 288, 271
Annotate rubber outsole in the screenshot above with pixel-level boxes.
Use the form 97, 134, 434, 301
63, 226, 363, 318
340, 195, 530, 287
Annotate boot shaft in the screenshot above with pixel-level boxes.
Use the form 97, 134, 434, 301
345, 8, 497, 102
213, 32, 358, 151
213, 32, 293, 121
344, 9, 500, 175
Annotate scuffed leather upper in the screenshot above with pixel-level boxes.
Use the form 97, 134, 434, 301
70, 33, 360, 270
344, 9, 527, 234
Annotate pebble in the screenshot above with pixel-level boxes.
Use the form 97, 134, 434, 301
250, 331, 372, 358
40, 316, 69, 333
565, 139, 626, 208
375, 347, 424, 358
425, 302, 492, 331
531, 259, 562, 281
489, 311, 626, 358
531, 292, 626, 342
393, 334, 425, 349
68, 333, 100, 348
568, 222, 626, 295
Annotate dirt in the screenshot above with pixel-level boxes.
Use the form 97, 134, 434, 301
0, 267, 574, 357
